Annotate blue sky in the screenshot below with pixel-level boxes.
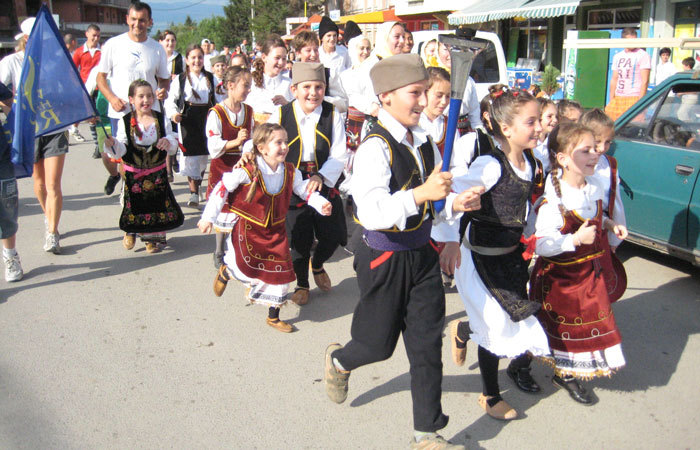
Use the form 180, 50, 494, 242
148, 0, 227, 33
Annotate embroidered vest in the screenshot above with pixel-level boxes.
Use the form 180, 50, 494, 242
210, 103, 253, 154
279, 101, 334, 170
121, 111, 167, 169
228, 162, 295, 227
177, 70, 216, 110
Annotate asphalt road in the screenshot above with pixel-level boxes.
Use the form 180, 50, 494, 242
1, 128, 698, 449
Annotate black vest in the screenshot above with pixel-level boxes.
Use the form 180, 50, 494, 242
121, 110, 167, 169
359, 122, 436, 231
176, 70, 216, 111
279, 100, 334, 169
469, 148, 536, 247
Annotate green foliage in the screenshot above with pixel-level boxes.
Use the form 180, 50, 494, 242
539, 64, 562, 96
249, 0, 290, 39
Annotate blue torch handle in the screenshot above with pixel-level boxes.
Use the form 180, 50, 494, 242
433, 98, 463, 213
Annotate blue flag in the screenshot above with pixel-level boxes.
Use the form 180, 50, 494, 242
2, 5, 97, 178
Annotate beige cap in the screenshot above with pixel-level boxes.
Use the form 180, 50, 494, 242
291, 62, 326, 86
210, 54, 227, 66
370, 53, 428, 95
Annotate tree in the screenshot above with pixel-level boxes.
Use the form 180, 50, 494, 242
539, 64, 562, 97
250, 0, 289, 39
223, 0, 251, 47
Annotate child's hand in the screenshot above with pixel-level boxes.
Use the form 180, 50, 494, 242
413, 166, 452, 205
306, 175, 323, 194
237, 129, 249, 144
611, 224, 628, 240
574, 219, 596, 246
172, 113, 183, 124
156, 137, 170, 151
104, 136, 115, 148
453, 186, 485, 212
321, 201, 332, 216
197, 220, 213, 234
234, 151, 254, 169
155, 87, 167, 101
271, 95, 288, 106
439, 241, 461, 275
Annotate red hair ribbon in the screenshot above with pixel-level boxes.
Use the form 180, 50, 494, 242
492, 90, 505, 99
520, 234, 539, 260
512, 91, 519, 97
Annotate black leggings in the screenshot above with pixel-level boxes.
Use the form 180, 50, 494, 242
478, 346, 530, 396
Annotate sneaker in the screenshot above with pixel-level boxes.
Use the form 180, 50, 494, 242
3, 252, 23, 282
410, 434, 465, 449
324, 343, 350, 404
92, 147, 101, 159
43, 232, 61, 254
187, 192, 199, 207
71, 129, 85, 143
104, 174, 120, 196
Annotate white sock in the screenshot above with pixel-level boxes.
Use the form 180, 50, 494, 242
332, 357, 346, 372
3, 247, 17, 257
414, 431, 437, 442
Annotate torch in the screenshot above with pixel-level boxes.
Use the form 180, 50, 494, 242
433, 29, 486, 213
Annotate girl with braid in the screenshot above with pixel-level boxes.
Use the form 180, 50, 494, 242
530, 122, 627, 404
246, 35, 293, 126
439, 89, 550, 421
198, 124, 331, 333
165, 44, 216, 208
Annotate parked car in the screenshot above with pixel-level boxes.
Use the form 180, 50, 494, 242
411, 30, 508, 101
610, 71, 700, 265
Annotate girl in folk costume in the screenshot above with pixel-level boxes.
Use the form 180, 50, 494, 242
198, 124, 332, 333
165, 44, 217, 208
580, 108, 627, 251
205, 66, 254, 268
530, 123, 628, 404
532, 98, 558, 175
247, 34, 294, 126
440, 90, 550, 421
103, 80, 184, 253
158, 29, 183, 182
339, 35, 372, 151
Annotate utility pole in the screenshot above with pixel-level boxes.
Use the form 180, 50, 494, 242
251, 0, 255, 46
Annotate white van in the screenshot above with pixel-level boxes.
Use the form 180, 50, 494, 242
411, 30, 508, 101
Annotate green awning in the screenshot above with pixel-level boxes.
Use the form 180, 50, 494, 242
449, 0, 580, 25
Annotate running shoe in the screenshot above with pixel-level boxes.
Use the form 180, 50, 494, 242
44, 232, 61, 254
104, 174, 120, 195
187, 192, 199, 207
71, 129, 85, 143
3, 252, 24, 281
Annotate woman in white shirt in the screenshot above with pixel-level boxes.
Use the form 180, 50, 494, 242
247, 34, 294, 125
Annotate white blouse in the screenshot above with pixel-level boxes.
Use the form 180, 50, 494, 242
205, 102, 254, 159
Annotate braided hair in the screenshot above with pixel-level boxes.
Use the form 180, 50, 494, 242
547, 122, 595, 216
252, 34, 287, 89
487, 88, 536, 140
479, 83, 508, 134
184, 44, 207, 101
217, 65, 251, 97
244, 123, 287, 203
127, 79, 154, 140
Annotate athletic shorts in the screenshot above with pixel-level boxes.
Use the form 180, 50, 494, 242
34, 131, 69, 163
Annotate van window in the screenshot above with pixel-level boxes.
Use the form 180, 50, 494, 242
470, 38, 500, 84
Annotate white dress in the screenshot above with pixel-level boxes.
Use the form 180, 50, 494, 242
452, 155, 550, 357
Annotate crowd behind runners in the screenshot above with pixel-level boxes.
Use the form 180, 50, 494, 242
4, 1, 684, 448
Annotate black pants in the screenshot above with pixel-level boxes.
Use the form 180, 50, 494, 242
333, 233, 448, 432
286, 195, 345, 288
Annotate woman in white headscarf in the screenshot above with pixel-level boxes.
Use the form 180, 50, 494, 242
340, 35, 372, 152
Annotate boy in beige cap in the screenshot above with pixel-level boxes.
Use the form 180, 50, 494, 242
324, 53, 482, 449
264, 62, 348, 306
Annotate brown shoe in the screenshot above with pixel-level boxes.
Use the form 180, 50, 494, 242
266, 317, 293, 333
213, 264, 230, 297
324, 343, 350, 404
123, 233, 135, 250
291, 287, 309, 305
410, 434, 465, 449
312, 267, 332, 292
145, 242, 160, 253
449, 319, 467, 366
478, 394, 517, 420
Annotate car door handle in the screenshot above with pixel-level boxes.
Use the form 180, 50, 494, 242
675, 165, 694, 176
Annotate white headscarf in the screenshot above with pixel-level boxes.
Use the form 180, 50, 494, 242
347, 35, 369, 69
372, 21, 402, 60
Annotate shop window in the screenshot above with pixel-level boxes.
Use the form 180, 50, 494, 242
587, 7, 641, 29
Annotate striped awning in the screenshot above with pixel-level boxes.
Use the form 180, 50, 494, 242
449, 0, 580, 25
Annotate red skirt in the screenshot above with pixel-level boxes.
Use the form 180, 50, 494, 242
231, 218, 295, 285
206, 152, 241, 200
346, 107, 365, 152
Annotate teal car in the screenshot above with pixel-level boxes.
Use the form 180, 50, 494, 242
610, 71, 700, 266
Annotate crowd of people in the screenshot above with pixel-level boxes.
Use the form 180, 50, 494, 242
3, 2, 695, 448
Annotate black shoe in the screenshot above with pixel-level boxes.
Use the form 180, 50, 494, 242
552, 375, 594, 405
104, 174, 120, 195
507, 364, 541, 393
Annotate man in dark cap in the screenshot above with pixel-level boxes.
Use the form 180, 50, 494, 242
318, 16, 350, 74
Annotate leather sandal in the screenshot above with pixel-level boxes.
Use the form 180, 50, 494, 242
449, 319, 467, 366
213, 264, 230, 297
291, 287, 309, 305
324, 343, 350, 404
478, 394, 517, 420
123, 233, 135, 250
266, 317, 293, 333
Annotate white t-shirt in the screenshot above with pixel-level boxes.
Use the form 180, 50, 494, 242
0, 51, 24, 91
97, 33, 169, 119
655, 61, 676, 85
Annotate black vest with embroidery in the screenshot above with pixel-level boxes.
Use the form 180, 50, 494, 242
176, 70, 216, 110
359, 122, 436, 231
279, 100, 334, 170
469, 148, 536, 247
121, 111, 167, 169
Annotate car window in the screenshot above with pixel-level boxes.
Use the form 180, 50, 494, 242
649, 84, 700, 150
616, 95, 663, 141
470, 39, 500, 84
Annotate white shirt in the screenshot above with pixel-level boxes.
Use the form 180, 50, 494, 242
351, 109, 457, 231
323, 65, 349, 114
459, 77, 482, 129
213, 75, 227, 104
103, 115, 178, 159
166, 51, 180, 76
593, 154, 626, 247
0, 51, 24, 91
267, 101, 348, 187
246, 73, 293, 114
203, 50, 220, 72
319, 45, 351, 74
532, 138, 551, 174
340, 66, 374, 115
655, 60, 676, 85
164, 71, 211, 118
201, 155, 329, 223
97, 33, 169, 119
419, 113, 460, 158
534, 175, 606, 257
205, 102, 253, 158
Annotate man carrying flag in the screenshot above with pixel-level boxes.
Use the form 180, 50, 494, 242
0, 7, 98, 255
